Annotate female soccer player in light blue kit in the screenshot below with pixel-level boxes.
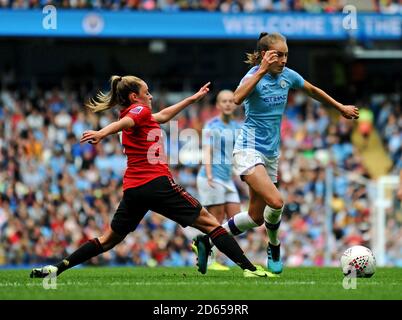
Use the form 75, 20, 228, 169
197, 90, 242, 270
193, 32, 360, 275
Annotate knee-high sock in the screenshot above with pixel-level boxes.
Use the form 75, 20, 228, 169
209, 211, 259, 246
54, 238, 105, 275
208, 226, 256, 271
264, 205, 284, 246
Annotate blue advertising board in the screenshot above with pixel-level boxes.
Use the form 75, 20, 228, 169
0, 9, 400, 40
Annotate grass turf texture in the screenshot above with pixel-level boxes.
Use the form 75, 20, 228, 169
0, 267, 401, 300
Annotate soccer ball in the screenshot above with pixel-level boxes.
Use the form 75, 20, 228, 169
340, 245, 376, 278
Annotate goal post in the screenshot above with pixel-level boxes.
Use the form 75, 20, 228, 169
371, 175, 400, 266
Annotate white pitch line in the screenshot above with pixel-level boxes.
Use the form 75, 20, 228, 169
1, 280, 401, 287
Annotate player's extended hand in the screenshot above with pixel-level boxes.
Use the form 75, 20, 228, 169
191, 82, 211, 102
80, 130, 103, 144
340, 105, 359, 120
259, 50, 279, 74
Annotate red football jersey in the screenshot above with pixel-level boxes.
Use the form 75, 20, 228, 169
120, 104, 171, 190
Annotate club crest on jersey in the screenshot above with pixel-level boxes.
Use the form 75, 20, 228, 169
280, 80, 287, 88
130, 106, 143, 114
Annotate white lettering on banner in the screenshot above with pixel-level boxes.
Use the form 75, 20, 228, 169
242, 17, 263, 34
330, 16, 344, 34
222, 14, 400, 38
364, 17, 401, 37
277, 16, 324, 35
222, 17, 243, 34
223, 16, 326, 35
364, 17, 374, 35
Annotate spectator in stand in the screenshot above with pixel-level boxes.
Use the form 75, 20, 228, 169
0, 75, 400, 268
0, 0, 352, 11
357, 107, 374, 150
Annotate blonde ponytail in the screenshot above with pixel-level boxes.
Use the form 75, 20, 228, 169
85, 75, 143, 113
245, 51, 261, 66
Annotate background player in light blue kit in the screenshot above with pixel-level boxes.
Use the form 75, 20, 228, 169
196, 90, 242, 270
194, 32, 360, 275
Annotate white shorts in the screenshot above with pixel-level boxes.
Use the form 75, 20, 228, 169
233, 148, 279, 183
196, 176, 240, 207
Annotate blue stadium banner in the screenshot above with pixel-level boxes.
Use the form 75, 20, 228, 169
0, 9, 400, 40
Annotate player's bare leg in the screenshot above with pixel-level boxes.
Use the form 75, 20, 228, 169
243, 166, 284, 274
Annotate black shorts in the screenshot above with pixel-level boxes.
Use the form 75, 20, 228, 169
111, 175, 202, 236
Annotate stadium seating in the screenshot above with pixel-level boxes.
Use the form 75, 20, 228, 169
0, 81, 400, 267
1, 0, 399, 13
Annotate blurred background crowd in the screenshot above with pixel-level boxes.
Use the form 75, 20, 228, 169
1, 0, 401, 13
0, 76, 400, 267
0, 0, 401, 269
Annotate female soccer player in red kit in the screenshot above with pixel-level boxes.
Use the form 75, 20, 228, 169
30, 75, 271, 278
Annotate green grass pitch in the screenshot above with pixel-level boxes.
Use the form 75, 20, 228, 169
0, 266, 401, 300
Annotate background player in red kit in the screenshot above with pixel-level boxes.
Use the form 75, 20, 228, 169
30, 75, 271, 278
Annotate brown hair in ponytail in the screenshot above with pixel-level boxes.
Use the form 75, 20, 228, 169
245, 32, 287, 66
85, 75, 144, 113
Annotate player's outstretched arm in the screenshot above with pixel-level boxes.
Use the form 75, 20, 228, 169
153, 82, 211, 124
302, 80, 359, 120
80, 117, 134, 144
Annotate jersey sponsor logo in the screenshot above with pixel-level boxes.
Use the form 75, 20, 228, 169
263, 94, 287, 105
130, 106, 144, 114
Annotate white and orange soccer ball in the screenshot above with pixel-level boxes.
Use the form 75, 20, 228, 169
340, 245, 376, 278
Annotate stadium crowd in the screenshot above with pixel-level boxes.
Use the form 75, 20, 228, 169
1, 0, 401, 14
0, 78, 401, 268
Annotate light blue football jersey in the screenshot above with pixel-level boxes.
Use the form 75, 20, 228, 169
234, 66, 304, 156
199, 116, 242, 182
